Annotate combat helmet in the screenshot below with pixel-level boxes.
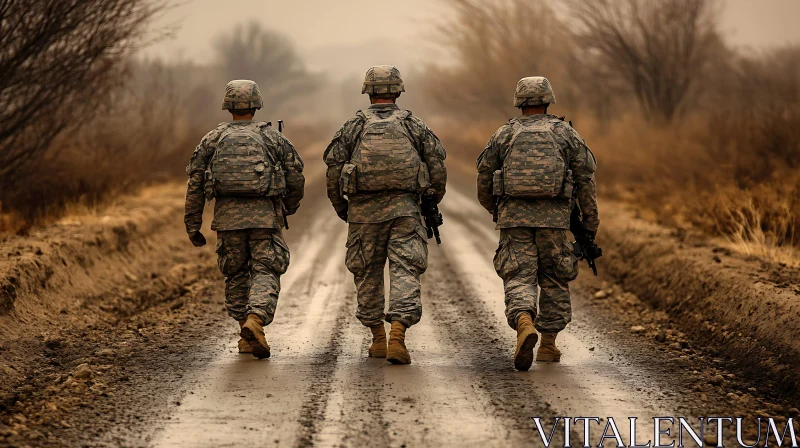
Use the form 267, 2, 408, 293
362, 65, 405, 96
514, 76, 556, 108
221, 80, 264, 110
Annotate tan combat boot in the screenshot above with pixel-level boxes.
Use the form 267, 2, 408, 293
386, 321, 411, 365
368, 324, 387, 358
237, 319, 252, 354
240, 314, 270, 359
514, 313, 539, 371
536, 333, 562, 362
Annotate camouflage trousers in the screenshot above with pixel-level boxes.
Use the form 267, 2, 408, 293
345, 217, 428, 328
493, 227, 578, 333
215, 228, 290, 325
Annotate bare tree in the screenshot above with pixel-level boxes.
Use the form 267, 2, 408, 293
567, 0, 722, 122
213, 22, 323, 113
0, 0, 162, 185
424, 0, 575, 122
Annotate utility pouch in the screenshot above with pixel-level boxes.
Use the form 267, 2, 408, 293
492, 170, 504, 196
417, 161, 431, 193
267, 166, 286, 197
340, 163, 357, 197
203, 170, 215, 201
561, 169, 574, 199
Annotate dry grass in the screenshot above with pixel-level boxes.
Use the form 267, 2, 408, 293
580, 112, 800, 265
434, 107, 800, 266
0, 20, 328, 237
0, 60, 201, 236
717, 199, 798, 267
422, 0, 800, 266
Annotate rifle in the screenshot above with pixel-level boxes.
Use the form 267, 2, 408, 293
570, 205, 602, 276
421, 196, 443, 245
280, 200, 289, 230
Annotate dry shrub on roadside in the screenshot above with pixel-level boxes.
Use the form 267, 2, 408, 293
0, 20, 327, 234
584, 103, 799, 260
424, 0, 799, 262
0, 0, 163, 185
0, 61, 203, 232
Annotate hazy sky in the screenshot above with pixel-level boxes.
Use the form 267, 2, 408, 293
144, 0, 800, 78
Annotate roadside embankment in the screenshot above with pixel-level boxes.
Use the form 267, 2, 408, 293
599, 201, 800, 398
0, 184, 203, 331
0, 184, 219, 407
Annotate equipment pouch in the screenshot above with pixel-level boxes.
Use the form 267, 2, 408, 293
561, 169, 574, 199
417, 161, 431, 193
557, 239, 579, 282
267, 166, 286, 197
492, 170, 504, 196
340, 163, 357, 197
203, 170, 215, 201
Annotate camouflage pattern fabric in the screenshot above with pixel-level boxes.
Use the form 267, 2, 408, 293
494, 228, 577, 332
221, 80, 264, 110
185, 120, 305, 232
501, 116, 568, 199
345, 217, 427, 328
216, 228, 290, 324
323, 103, 447, 223
210, 126, 278, 198
350, 109, 423, 194
514, 76, 556, 108
361, 65, 405, 96
477, 114, 598, 232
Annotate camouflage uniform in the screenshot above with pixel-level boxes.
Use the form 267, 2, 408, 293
477, 78, 598, 333
185, 81, 305, 325
323, 69, 446, 328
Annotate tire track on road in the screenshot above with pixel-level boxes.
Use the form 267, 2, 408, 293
151, 211, 349, 447
423, 247, 565, 446
436, 187, 673, 444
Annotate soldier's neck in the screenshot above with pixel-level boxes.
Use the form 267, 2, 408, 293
521, 106, 548, 115
370, 98, 396, 105
231, 114, 255, 121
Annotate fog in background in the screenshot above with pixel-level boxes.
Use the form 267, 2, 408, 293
144, 0, 800, 80
3, 0, 799, 257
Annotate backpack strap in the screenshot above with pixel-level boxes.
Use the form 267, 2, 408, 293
256, 122, 283, 167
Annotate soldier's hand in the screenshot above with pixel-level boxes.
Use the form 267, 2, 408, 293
336, 209, 348, 222
189, 231, 207, 247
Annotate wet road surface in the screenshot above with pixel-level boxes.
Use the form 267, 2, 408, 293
149, 181, 687, 448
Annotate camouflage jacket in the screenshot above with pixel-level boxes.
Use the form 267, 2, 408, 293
477, 114, 599, 231
184, 120, 305, 233
323, 104, 447, 223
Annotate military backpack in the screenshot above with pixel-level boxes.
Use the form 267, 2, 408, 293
205, 123, 285, 199
498, 117, 571, 199
340, 109, 430, 196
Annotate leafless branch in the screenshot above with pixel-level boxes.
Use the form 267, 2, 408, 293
0, 0, 163, 183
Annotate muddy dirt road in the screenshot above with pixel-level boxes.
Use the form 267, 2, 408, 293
1, 167, 793, 448
151, 186, 674, 448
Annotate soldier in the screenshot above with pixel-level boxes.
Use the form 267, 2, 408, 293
185, 80, 305, 359
323, 66, 447, 365
477, 77, 599, 371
